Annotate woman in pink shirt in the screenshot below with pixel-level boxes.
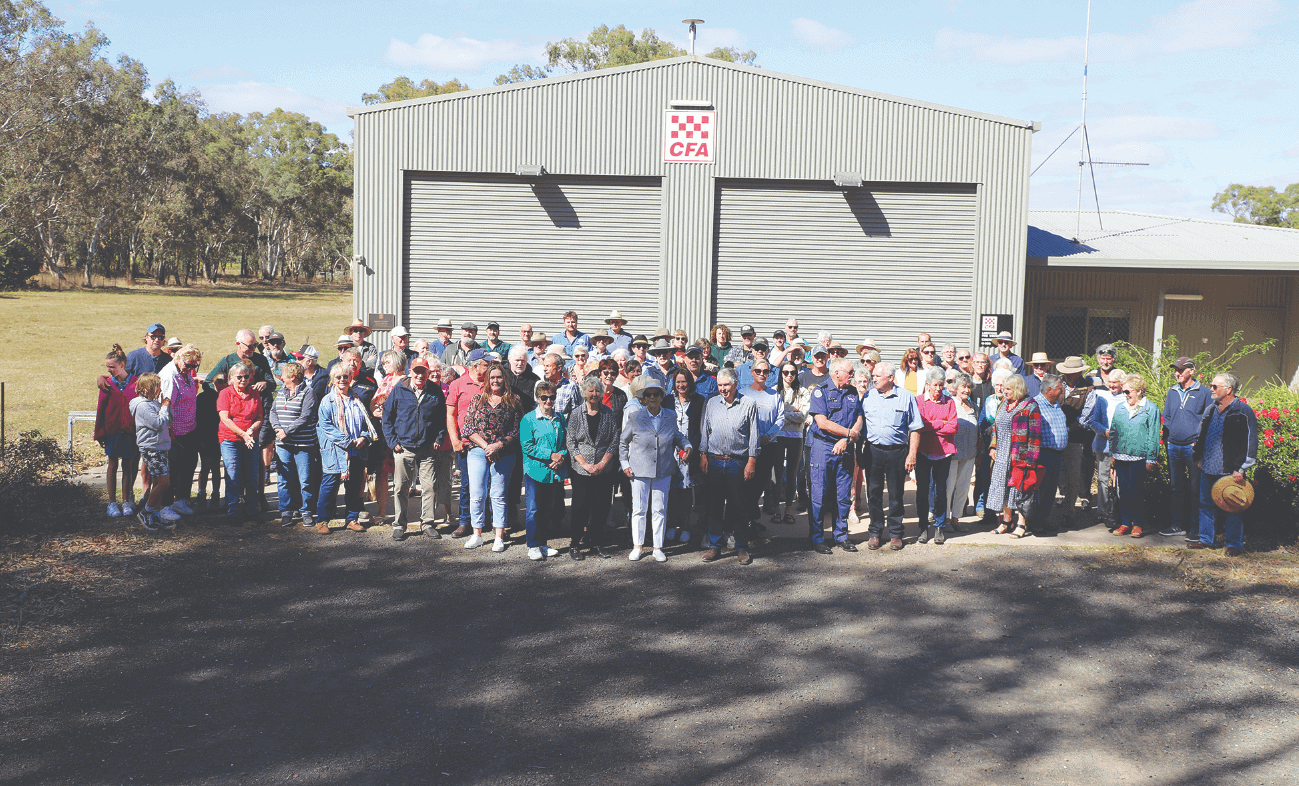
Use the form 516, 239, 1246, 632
915, 367, 959, 545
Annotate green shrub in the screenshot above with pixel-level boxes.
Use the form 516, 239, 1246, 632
1111, 334, 1296, 546
0, 430, 99, 534
0, 239, 40, 290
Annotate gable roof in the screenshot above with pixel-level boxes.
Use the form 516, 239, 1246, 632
347, 56, 1032, 129
1027, 209, 1299, 272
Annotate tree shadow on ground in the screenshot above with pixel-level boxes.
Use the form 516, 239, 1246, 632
2, 523, 1297, 785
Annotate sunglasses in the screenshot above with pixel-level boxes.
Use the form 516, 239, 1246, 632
184, 361, 200, 369
783, 370, 797, 375
957, 355, 970, 360
538, 395, 555, 401
147, 335, 165, 341
232, 374, 250, 379
1209, 384, 1222, 390
921, 350, 935, 355
643, 390, 663, 397
753, 368, 771, 374
1122, 389, 1134, 395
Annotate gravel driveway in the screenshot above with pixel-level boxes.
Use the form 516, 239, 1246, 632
2, 520, 1297, 785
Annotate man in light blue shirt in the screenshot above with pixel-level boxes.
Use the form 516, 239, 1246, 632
604, 310, 633, 356
736, 338, 776, 390
740, 359, 786, 527
1030, 375, 1068, 534
553, 310, 591, 358
861, 362, 923, 550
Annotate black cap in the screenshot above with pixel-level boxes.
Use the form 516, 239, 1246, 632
753, 338, 770, 350
740, 324, 755, 336
267, 331, 285, 344
772, 329, 786, 338
486, 321, 500, 330
683, 345, 703, 357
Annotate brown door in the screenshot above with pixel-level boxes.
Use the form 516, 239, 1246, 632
1225, 308, 1284, 390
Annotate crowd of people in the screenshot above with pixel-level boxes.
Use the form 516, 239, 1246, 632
92, 311, 1260, 561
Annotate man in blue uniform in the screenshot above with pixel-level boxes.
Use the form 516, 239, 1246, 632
807, 358, 865, 554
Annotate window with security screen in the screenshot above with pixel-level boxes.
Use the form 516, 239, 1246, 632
1043, 306, 1130, 358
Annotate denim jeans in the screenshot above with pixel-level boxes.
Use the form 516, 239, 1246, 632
973, 449, 991, 514
220, 440, 259, 516
275, 444, 317, 517
1166, 443, 1199, 532
317, 455, 366, 522
1198, 470, 1244, 549
1029, 447, 1064, 532
1094, 452, 1118, 527
1113, 459, 1146, 530
456, 450, 472, 529
466, 447, 516, 532
523, 475, 565, 549
915, 454, 952, 528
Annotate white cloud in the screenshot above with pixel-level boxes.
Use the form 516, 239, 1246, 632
200, 82, 350, 129
1257, 115, 1291, 125
1284, 144, 1299, 159
937, 0, 1282, 64
386, 33, 540, 72
791, 18, 854, 50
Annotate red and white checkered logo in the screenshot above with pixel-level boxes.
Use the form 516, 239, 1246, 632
663, 110, 715, 163
982, 315, 999, 331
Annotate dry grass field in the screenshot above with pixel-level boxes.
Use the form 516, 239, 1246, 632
0, 283, 351, 447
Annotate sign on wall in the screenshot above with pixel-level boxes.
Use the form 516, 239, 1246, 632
368, 313, 397, 331
663, 110, 715, 163
980, 313, 1014, 346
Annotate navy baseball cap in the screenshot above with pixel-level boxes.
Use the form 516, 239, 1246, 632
466, 348, 487, 363
147, 323, 165, 335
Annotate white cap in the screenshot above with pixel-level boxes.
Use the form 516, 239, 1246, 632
301, 345, 320, 359
391, 325, 410, 337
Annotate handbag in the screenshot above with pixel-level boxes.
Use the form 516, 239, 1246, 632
1009, 460, 1041, 493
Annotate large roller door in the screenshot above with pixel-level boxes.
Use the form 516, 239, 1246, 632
405, 173, 662, 340
713, 180, 978, 358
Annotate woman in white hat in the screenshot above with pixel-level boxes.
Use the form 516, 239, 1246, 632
619, 378, 690, 562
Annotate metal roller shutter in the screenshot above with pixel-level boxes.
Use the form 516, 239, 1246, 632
713, 180, 978, 360
405, 173, 662, 340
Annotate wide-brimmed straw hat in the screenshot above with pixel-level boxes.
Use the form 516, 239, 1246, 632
345, 318, 372, 338
648, 338, 675, 355
1029, 352, 1051, 365
1056, 356, 1091, 375
993, 330, 1016, 346
856, 338, 878, 355
605, 309, 628, 324
1212, 476, 1254, 513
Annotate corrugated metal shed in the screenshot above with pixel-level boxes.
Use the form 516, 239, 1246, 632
349, 56, 1034, 351
1027, 210, 1299, 270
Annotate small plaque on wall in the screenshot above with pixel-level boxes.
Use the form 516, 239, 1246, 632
368, 313, 397, 331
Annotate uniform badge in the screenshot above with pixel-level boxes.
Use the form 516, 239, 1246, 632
814, 389, 822, 398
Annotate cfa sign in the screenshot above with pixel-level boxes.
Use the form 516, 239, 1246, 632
663, 110, 715, 163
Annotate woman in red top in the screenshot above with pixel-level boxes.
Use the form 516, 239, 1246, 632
95, 344, 140, 517
217, 360, 265, 520
915, 367, 959, 545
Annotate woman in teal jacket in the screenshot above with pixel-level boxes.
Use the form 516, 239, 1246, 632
520, 380, 568, 561
1106, 373, 1161, 538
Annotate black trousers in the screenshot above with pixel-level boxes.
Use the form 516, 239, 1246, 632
569, 473, 613, 549
867, 444, 908, 539
168, 429, 201, 504
746, 448, 778, 522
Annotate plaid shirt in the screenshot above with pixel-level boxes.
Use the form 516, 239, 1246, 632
1034, 394, 1069, 450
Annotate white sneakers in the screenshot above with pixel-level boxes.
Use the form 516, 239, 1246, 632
464, 533, 484, 549
543, 546, 561, 558
120, 501, 136, 517
653, 549, 667, 562
630, 547, 668, 562
107, 502, 122, 517
492, 537, 506, 553
528, 547, 544, 560
628, 547, 643, 561
158, 506, 183, 523
171, 500, 195, 516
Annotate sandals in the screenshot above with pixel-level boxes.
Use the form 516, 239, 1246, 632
782, 513, 796, 525
1009, 524, 1030, 539
994, 522, 1011, 535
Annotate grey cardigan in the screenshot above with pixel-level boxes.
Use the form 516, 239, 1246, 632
619, 406, 689, 479
565, 404, 619, 476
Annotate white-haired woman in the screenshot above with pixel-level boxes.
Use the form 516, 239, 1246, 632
316, 362, 373, 532
987, 374, 1041, 539
946, 372, 979, 531
975, 367, 1012, 520
1087, 368, 1127, 530
620, 379, 690, 562
566, 375, 620, 559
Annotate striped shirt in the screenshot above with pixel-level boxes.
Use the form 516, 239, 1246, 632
159, 362, 197, 436
700, 394, 760, 458
270, 383, 318, 448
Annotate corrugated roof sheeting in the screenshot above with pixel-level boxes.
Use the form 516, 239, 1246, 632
353, 57, 1033, 343
1027, 210, 1299, 269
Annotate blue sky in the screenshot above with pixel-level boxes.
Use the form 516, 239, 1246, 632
52, 0, 1299, 220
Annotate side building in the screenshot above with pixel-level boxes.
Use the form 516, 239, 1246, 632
1023, 210, 1299, 388
347, 56, 1036, 361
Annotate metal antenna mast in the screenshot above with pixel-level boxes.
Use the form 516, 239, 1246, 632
1075, 0, 1092, 242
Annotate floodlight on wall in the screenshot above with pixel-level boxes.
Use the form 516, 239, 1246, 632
1164, 293, 1204, 301
833, 172, 864, 188
515, 164, 545, 177
670, 99, 714, 109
